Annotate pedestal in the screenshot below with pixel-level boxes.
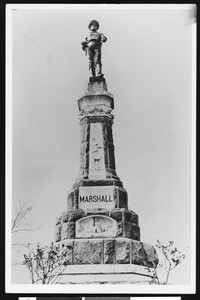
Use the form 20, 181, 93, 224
55, 78, 158, 284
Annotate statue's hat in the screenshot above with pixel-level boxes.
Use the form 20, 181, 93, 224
88, 20, 99, 30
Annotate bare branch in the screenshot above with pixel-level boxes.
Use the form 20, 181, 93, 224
155, 240, 185, 285
23, 243, 67, 284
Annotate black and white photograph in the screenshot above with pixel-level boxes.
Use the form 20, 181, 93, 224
6, 3, 196, 294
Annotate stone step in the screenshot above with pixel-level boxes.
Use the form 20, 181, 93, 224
57, 264, 156, 284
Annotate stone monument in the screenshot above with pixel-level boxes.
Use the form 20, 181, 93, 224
54, 21, 158, 284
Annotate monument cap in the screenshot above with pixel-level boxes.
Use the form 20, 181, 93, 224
88, 20, 99, 30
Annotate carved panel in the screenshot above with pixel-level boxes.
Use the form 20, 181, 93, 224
89, 123, 106, 179
81, 115, 113, 125
76, 215, 117, 238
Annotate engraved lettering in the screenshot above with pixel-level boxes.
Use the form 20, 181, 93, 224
80, 196, 85, 202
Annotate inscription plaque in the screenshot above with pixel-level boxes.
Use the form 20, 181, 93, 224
76, 215, 117, 238
78, 186, 115, 209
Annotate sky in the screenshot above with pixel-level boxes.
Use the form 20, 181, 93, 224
8, 4, 195, 287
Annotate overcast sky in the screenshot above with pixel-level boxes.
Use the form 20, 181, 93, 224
9, 4, 195, 286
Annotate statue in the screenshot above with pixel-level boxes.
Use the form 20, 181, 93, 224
81, 20, 107, 78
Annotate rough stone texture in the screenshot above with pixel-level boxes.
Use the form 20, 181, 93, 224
131, 212, 139, 225
67, 190, 75, 210
78, 121, 90, 180
67, 222, 75, 239
55, 215, 62, 225
104, 239, 115, 264
63, 209, 85, 223
85, 124, 90, 140
62, 211, 69, 223
116, 239, 130, 264
116, 221, 123, 237
80, 124, 88, 174
113, 187, 119, 204
118, 188, 128, 209
73, 178, 123, 188
106, 124, 113, 144
62, 241, 74, 265
124, 210, 131, 223
79, 144, 85, 172
123, 222, 132, 238
110, 208, 123, 221
74, 189, 79, 209
131, 240, 144, 265
74, 240, 103, 264
102, 123, 109, 171
108, 143, 116, 171
55, 224, 62, 242
61, 222, 76, 240
85, 208, 109, 216
67, 189, 79, 210
68, 209, 84, 222
142, 242, 159, 268
84, 141, 90, 172
131, 224, 140, 241
110, 209, 139, 225
55, 237, 158, 269
62, 223, 68, 240
81, 124, 86, 143
116, 221, 133, 239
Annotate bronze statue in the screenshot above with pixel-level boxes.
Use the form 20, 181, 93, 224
81, 20, 107, 78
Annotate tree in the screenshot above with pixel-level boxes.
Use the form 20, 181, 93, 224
23, 243, 68, 284
12, 201, 39, 238
12, 201, 41, 266
154, 239, 185, 284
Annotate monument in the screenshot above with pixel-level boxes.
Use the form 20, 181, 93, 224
54, 20, 158, 284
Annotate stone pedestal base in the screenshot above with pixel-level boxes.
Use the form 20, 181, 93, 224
58, 264, 156, 284
57, 237, 158, 267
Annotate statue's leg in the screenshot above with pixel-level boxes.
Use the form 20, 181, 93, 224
96, 64, 102, 76
91, 65, 95, 77
96, 48, 102, 76
94, 48, 100, 77
88, 48, 95, 77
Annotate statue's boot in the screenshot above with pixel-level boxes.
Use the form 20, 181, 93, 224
96, 64, 103, 77
90, 66, 96, 77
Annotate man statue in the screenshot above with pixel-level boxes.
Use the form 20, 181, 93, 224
81, 20, 107, 78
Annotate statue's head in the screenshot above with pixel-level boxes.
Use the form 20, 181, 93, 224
88, 20, 99, 31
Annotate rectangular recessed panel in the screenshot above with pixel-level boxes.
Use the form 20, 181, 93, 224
79, 186, 115, 209
89, 123, 106, 179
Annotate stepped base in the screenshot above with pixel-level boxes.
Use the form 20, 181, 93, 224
58, 264, 156, 284
57, 238, 158, 267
